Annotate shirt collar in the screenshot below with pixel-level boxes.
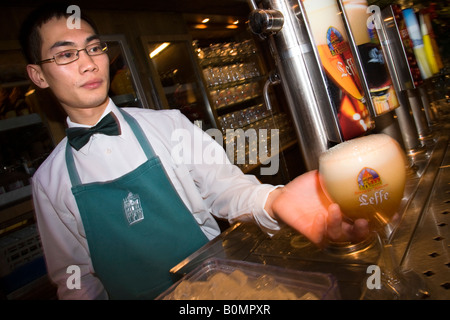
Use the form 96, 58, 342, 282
66, 98, 117, 128
66, 98, 124, 154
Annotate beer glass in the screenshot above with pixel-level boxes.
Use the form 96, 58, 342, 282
319, 134, 406, 231
319, 134, 427, 299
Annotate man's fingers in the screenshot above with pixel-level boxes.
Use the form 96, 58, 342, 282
325, 204, 371, 244
308, 212, 326, 245
326, 203, 344, 241
351, 219, 370, 243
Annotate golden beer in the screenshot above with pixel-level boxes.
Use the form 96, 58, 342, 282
319, 134, 406, 230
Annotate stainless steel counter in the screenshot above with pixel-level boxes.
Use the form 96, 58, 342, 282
171, 123, 450, 300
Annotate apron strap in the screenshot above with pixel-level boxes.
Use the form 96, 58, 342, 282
65, 142, 82, 187
118, 109, 157, 159
66, 108, 157, 187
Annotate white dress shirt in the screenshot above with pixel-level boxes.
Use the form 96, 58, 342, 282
32, 99, 280, 299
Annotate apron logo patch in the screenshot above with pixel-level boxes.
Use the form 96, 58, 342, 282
123, 192, 144, 225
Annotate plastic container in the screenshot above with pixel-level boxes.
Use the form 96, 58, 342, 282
156, 258, 340, 300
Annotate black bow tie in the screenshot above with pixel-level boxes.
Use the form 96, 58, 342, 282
66, 112, 121, 150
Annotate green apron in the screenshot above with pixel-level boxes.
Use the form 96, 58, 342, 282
65, 109, 208, 299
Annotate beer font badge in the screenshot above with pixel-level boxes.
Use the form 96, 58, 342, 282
357, 167, 390, 207
357, 167, 382, 191
327, 27, 347, 56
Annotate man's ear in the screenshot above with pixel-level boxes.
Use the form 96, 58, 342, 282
26, 64, 49, 89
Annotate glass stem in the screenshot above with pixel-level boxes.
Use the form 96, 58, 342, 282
376, 231, 399, 274
376, 231, 403, 297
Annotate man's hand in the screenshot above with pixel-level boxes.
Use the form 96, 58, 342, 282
265, 170, 369, 246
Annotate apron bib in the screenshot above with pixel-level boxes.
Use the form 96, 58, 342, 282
65, 109, 208, 299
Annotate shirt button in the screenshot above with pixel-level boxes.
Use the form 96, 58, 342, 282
106, 148, 112, 154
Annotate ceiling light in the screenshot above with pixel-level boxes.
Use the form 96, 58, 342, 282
194, 24, 208, 29
150, 42, 170, 58
201, 18, 210, 23
226, 25, 238, 29
25, 89, 35, 96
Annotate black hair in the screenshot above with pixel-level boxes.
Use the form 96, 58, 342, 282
19, 2, 98, 64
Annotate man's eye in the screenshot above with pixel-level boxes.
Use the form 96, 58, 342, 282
57, 51, 76, 59
88, 45, 102, 54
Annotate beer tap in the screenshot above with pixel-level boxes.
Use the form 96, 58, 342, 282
248, 8, 284, 40
245, 0, 345, 170
247, 1, 283, 114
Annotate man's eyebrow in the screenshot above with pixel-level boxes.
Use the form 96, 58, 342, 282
50, 40, 76, 50
86, 34, 100, 43
49, 35, 100, 50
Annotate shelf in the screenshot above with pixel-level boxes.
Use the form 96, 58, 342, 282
0, 114, 42, 132
5, 273, 57, 300
198, 52, 258, 68
0, 186, 32, 208
0, 80, 30, 89
206, 76, 265, 91
215, 95, 262, 114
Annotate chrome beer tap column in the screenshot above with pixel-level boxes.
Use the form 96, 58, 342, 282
248, 0, 344, 170
376, 6, 425, 156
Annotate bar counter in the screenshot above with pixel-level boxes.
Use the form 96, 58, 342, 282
170, 123, 450, 300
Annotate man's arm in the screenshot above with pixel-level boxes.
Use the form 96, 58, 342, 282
266, 170, 370, 246
32, 178, 108, 299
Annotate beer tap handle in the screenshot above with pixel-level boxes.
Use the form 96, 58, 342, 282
263, 70, 281, 111
248, 9, 284, 40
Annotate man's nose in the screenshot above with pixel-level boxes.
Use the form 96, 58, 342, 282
77, 50, 98, 72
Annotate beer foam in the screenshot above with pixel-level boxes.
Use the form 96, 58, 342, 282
320, 134, 396, 162
342, 1, 372, 45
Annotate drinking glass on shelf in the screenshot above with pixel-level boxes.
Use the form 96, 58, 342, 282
244, 62, 260, 79
222, 66, 231, 84
225, 87, 235, 105
208, 67, 218, 86
244, 106, 254, 125
237, 63, 246, 81
229, 64, 240, 82
233, 85, 243, 103
202, 68, 212, 87
319, 134, 428, 299
209, 90, 220, 108
217, 89, 227, 108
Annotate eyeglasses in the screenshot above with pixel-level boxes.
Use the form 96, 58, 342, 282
36, 42, 108, 65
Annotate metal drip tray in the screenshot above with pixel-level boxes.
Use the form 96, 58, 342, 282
172, 129, 450, 300
398, 139, 450, 298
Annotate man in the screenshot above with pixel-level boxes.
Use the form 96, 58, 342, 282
21, 5, 368, 299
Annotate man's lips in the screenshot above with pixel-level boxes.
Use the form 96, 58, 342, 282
81, 79, 103, 89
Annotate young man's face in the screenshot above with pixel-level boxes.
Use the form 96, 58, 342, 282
30, 17, 110, 118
